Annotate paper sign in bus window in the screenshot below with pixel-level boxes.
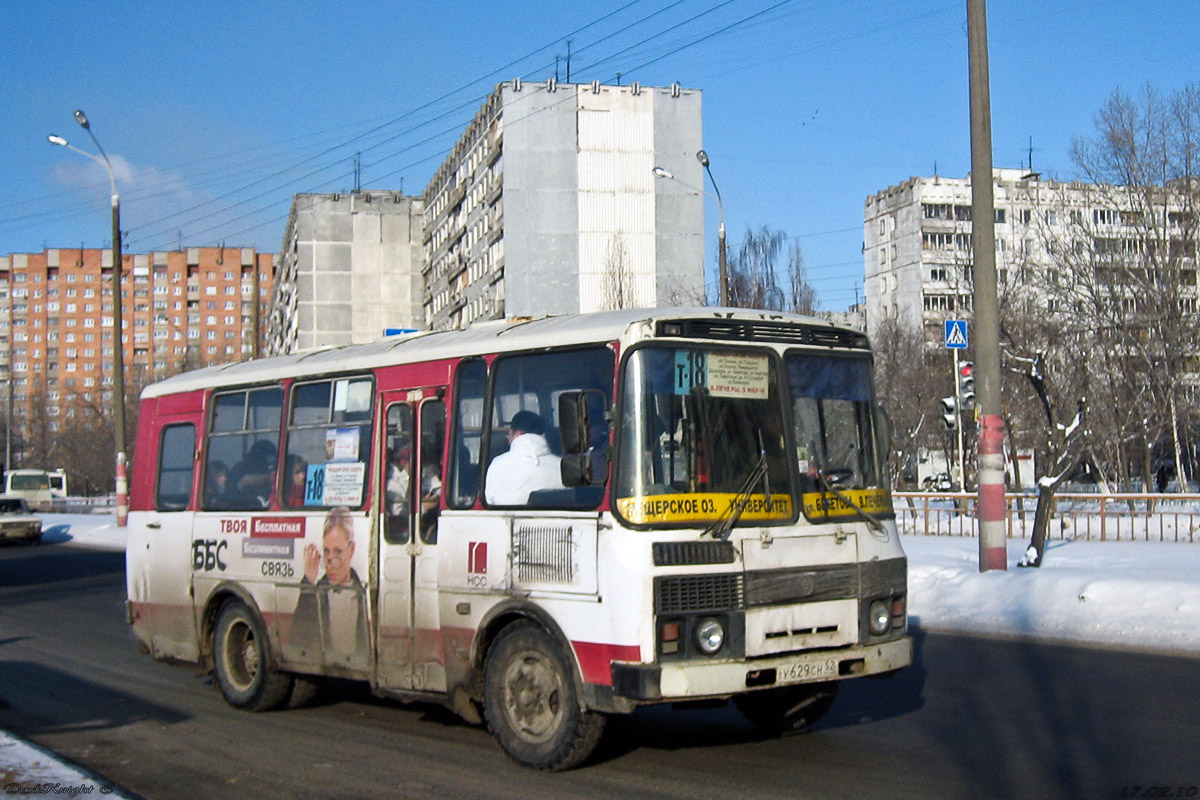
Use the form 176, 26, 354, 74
674, 350, 769, 399
706, 353, 769, 399
325, 427, 360, 462
323, 462, 366, 506
304, 464, 326, 506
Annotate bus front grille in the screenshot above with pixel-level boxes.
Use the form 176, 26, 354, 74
656, 573, 745, 614
652, 541, 736, 566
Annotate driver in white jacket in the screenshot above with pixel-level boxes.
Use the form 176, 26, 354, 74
485, 410, 564, 505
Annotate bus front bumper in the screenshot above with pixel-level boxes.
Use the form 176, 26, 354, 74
611, 636, 912, 702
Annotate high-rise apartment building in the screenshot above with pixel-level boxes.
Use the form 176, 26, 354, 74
267, 191, 424, 354
864, 166, 1200, 346
0, 246, 273, 438
864, 168, 1100, 345
423, 79, 707, 330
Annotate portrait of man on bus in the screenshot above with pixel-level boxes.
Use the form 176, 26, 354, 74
288, 507, 370, 670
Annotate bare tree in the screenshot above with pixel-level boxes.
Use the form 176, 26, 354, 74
1050, 83, 1200, 490
1011, 352, 1087, 568
601, 233, 635, 310
52, 397, 116, 495
728, 227, 817, 313
871, 315, 946, 488
728, 226, 786, 309
787, 241, 819, 315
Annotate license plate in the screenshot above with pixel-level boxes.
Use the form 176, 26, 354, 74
776, 657, 838, 684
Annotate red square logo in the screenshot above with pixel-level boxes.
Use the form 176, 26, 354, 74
468, 541, 487, 574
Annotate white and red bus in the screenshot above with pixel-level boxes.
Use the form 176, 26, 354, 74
126, 307, 911, 770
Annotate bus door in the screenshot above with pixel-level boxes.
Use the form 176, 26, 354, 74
129, 401, 203, 663
376, 391, 447, 691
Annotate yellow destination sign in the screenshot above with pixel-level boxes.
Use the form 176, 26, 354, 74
801, 488, 892, 519
617, 492, 794, 525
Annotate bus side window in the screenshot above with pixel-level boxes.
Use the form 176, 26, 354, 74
206, 387, 283, 510
157, 424, 196, 512
383, 403, 413, 544
284, 377, 374, 510
418, 399, 446, 543
450, 360, 487, 508
486, 347, 614, 509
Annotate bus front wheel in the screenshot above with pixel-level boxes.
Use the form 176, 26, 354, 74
483, 621, 605, 771
212, 602, 292, 711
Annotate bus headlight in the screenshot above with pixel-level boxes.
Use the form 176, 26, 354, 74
868, 600, 891, 635
695, 617, 725, 655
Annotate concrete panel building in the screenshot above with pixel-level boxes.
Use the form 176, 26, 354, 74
863, 167, 1200, 348
423, 79, 706, 330
864, 168, 1050, 345
267, 191, 424, 354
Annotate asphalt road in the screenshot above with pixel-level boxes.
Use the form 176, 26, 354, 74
2, 537, 1198, 800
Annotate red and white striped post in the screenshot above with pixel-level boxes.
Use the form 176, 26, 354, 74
115, 451, 129, 527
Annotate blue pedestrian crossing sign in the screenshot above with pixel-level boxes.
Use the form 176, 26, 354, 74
944, 319, 968, 349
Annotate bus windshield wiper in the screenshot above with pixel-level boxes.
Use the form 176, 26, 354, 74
704, 449, 769, 542
814, 468, 884, 533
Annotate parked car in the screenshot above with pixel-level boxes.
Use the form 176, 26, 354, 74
0, 495, 42, 544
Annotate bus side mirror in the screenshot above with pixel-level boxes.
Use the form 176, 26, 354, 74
558, 389, 608, 488
558, 391, 590, 455
561, 453, 592, 487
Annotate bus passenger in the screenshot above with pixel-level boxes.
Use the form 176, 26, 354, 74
385, 446, 411, 518
230, 440, 277, 504
285, 455, 307, 507
484, 410, 564, 505
205, 461, 229, 508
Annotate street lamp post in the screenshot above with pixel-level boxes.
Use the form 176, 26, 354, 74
48, 110, 128, 525
653, 153, 728, 306
695, 150, 728, 307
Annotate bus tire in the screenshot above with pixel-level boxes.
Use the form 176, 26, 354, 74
735, 681, 839, 734
212, 601, 292, 711
483, 621, 605, 771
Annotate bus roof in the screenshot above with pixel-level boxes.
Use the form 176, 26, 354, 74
142, 306, 863, 399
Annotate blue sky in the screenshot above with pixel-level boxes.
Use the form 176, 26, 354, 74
2, 0, 1196, 311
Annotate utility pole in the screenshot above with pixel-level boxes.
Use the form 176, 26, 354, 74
968, 0, 1006, 571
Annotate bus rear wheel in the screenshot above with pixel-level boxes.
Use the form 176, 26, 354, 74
735, 681, 840, 734
483, 621, 605, 771
213, 602, 292, 711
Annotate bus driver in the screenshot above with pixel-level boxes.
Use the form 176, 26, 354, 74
484, 410, 564, 505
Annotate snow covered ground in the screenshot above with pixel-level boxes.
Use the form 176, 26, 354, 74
5, 513, 1198, 791
902, 534, 1200, 654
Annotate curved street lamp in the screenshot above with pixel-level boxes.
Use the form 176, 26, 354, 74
653, 154, 728, 306
47, 110, 128, 525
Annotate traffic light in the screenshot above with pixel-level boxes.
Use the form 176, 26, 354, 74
940, 396, 958, 429
958, 362, 976, 412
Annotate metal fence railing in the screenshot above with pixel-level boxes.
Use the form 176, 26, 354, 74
28, 495, 116, 514
894, 492, 1200, 543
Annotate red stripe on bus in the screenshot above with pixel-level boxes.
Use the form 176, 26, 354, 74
570, 641, 642, 686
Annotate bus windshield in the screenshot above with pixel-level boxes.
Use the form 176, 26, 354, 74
615, 346, 891, 528
9, 473, 51, 492
786, 352, 891, 523
615, 346, 792, 527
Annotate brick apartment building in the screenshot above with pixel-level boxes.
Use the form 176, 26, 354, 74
0, 246, 274, 445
